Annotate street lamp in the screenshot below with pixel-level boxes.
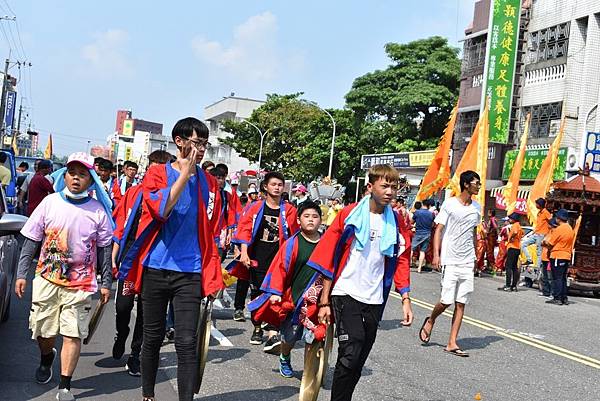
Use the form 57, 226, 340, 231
86, 140, 91, 154
309, 102, 336, 178
244, 121, 276, 177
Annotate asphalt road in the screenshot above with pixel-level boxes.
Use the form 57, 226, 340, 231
2, 269, 600, 401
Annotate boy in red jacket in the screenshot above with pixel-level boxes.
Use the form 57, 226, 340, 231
248, 200, 322, 378
231, 171, 299, 352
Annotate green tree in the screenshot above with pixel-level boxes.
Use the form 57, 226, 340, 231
220, 93, 363, 183
345, 36, 460, 150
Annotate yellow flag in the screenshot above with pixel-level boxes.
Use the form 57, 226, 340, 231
449, 102, 489, 211
527, 118, 565, 225
11, 133, 18, 156
415, 102, 458, 202
44, 134, 53, 159
571, 215, 582, 253
503, 113, 530, 214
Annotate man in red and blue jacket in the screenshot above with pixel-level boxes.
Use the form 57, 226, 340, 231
230, 171, 299, 352
117, 118, 223, 401
110, 150, 172, 376
308, 164, 413, 401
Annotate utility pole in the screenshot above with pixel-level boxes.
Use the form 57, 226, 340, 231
16, 101, 22, 134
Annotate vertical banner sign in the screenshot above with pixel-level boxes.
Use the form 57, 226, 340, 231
584, 132, 600, 173
483, 0, 522, 143
4, 91, 16, 134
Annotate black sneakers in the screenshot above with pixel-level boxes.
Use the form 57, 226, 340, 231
112, 336, 126, 360
36, 348, 57, 384
263, 334, 282, 355
250, 327, 264, 345
233, 309, 245, 322
126, 355, 141, 376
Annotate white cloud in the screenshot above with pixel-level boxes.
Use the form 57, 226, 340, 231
81, 29, 133, 78
191, 11, 303, 82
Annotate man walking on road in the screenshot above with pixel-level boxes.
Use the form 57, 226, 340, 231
26, 159, 55, 216
308, 164, 413, 401
117, 117, 224, 401
231, 171, 299, 352
499, 212, 523, 292
411, 200, 434, 273
522, 198, 551, 265
543, 209, 575, 306
111, 150, 172, 376
419, 170, 481, 357
15, 152, 114, 401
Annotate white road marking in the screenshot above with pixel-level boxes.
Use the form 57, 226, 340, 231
210, 324, 233, 347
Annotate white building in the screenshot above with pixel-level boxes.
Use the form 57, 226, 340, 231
203, 95, 265, 172
106, 131, 177, 170
520, 0, 600, 170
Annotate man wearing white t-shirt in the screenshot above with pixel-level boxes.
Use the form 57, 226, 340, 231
308, 164, 413, 401
419, 170, 481, 357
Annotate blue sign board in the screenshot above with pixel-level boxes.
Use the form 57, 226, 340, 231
584, 132, 600, 173
4, 90, 16, 134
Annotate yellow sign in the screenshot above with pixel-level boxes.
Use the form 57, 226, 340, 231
122, 119, 134, 137
408, 150, 436, 167
124, 145, 133, 161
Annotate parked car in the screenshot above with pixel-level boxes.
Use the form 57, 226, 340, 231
0, 185, 28, 323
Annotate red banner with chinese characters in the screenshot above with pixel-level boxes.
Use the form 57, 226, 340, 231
495, 192, 527, 214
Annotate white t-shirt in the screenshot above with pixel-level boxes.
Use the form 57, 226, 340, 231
332, 212, 385, 304
435, 197, 481, 266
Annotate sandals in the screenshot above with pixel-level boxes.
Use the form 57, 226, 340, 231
444, 348, 469, 357
419, 317, 432, 344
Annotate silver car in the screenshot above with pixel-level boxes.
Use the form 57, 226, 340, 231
0, 185, 28, 323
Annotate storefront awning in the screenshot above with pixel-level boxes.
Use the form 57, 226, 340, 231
490, 185, 532, 199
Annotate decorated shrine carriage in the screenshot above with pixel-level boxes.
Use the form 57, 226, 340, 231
547, 174, 600, 296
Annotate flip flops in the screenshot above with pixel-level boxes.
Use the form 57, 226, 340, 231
444, 348, 469, 357
419, 317, 432, 344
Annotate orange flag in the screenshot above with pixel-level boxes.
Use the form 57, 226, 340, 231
527, 118, 565, 225
503, 113, 530, 214
415, 102, 458, 202
449, 102, 489, 211
44, 134, 53, 159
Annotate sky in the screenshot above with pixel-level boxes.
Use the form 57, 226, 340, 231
0, 0, 476, 156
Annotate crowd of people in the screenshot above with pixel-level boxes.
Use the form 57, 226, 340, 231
9, 117, 577, 401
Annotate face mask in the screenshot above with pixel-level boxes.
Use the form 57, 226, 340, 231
63, 187, 89, 200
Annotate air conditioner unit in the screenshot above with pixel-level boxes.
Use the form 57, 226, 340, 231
565, 147, 579, 172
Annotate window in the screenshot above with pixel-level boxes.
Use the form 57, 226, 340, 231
455, 111, 480, 143
526, 22, 570, 65
520, 102, 563, 138
462, 36, 487, 74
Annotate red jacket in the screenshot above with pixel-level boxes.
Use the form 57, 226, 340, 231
117, 164, 223, 296
247, 232, 315, 326
307, 203, 411, 318
229, 200, 299, 280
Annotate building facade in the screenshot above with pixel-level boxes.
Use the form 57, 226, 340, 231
203, 95, 265, 173
457, 0, 600, 213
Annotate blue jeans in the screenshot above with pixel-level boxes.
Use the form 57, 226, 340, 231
540, 261, 553, 296
550, 259, 569, 302
522, 233, 544, 263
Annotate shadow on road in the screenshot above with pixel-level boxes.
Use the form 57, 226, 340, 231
196, 385, 298, 401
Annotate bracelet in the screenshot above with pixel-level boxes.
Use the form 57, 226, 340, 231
318, 303, 331, 308
402, 297, 411, 303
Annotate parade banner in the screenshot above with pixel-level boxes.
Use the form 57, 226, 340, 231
482, 0, 522, 143
502, 147, 567, 180
415, 102, 457, 202
4, 91, 16, 134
